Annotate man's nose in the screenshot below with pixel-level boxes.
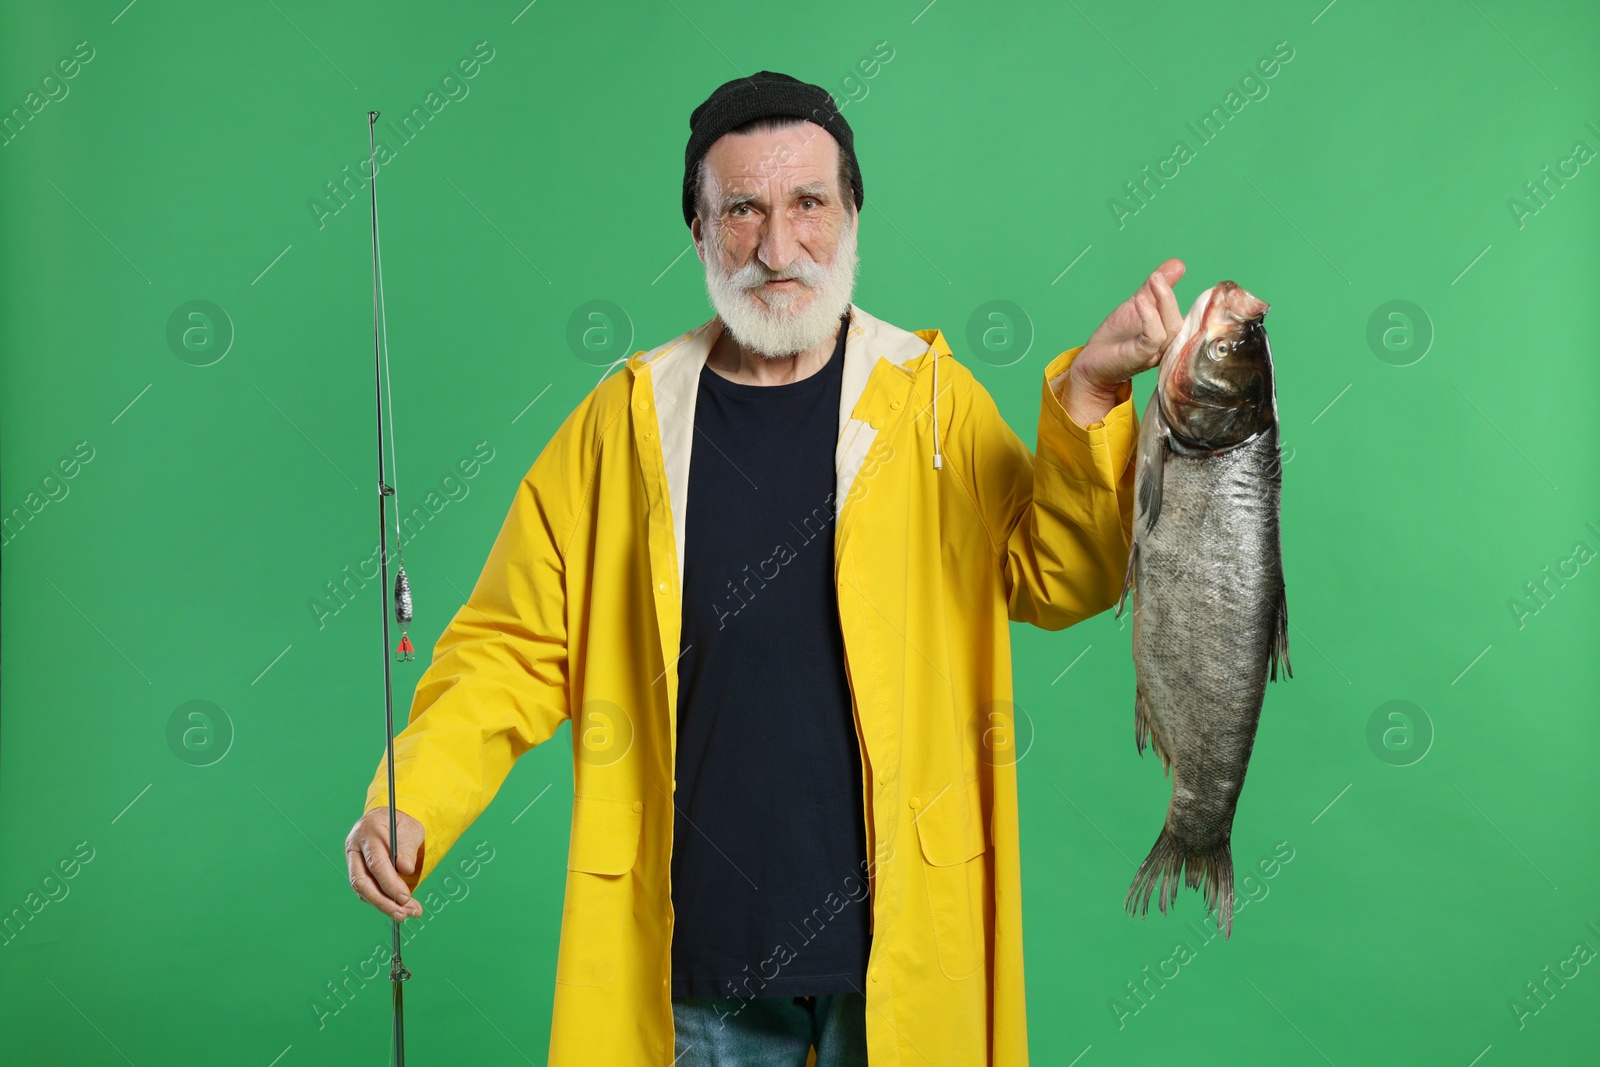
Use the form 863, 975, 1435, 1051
757, 211, 800, 276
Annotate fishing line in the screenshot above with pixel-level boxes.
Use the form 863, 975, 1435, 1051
367, 107, 412, 1067
369, 110, 419, 659
375, 195, 405, 561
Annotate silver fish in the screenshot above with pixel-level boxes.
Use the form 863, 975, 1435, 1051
1115, 279, 1291, 938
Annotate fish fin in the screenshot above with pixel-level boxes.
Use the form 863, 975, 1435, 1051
1115, 540, 1137, 619
1138, 430, 1167, 534
1124, 829, 1236, 939
1268, 584, 1292, 682
1134, 686, 1174, 775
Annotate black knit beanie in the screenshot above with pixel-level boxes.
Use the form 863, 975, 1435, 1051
682, 71, 863, 228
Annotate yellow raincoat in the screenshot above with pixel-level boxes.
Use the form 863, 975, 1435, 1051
365, 302, 1137, 1065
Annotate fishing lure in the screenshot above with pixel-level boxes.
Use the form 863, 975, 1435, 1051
394, 566, 414, 661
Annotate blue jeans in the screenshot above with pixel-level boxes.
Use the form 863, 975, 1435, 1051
672, 993, 868, 1066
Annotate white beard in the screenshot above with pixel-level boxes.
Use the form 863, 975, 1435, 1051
702, 216, 859, 359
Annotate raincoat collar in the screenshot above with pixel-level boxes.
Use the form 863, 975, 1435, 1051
627, 302, 946, 592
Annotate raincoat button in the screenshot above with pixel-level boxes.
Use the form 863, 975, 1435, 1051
657, 582, 668, 594
891, 400, 902, 410
643, 430, 654, 441
909, 795, 921, 808
632, 801, 643, 813
878, 770, 889, 785
870, 967, 882, 982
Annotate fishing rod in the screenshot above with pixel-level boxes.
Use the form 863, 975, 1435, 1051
367, 107, 415, 1067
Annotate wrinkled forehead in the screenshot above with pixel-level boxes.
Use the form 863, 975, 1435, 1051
702, 120, 842, 197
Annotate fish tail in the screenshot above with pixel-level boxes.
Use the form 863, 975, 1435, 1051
1124, 829, 1236, 939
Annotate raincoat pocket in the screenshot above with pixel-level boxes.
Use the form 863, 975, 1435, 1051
555, 794, 643, 987
914, 777, 989, 981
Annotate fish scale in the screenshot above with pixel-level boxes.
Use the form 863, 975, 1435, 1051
1116, 280, 1291, 938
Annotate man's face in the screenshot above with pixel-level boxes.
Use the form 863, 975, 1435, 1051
692, 121, 859, 359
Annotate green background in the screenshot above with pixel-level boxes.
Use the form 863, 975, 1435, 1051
2, 0, 1596, 1063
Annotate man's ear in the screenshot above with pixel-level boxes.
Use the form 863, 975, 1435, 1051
690, 217, 705, 262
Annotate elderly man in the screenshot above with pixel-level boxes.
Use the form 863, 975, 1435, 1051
346, 71, 1186, 1066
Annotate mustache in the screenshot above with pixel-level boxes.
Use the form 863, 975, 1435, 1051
723, 255, 830, 291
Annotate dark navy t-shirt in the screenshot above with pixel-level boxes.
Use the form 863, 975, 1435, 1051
670, 312, 871, 999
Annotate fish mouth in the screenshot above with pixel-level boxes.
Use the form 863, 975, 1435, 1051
1211, 279, 1270, 325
